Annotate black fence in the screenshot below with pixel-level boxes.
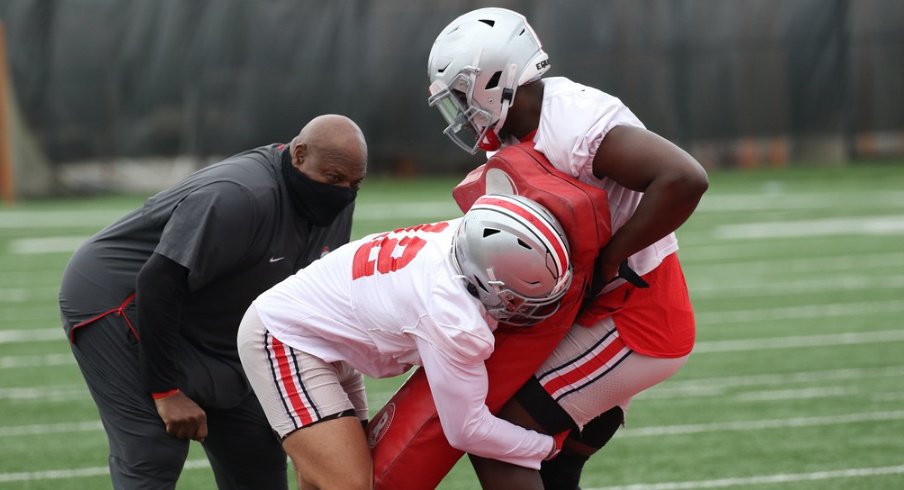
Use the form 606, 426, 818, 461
2, 0, 902, 174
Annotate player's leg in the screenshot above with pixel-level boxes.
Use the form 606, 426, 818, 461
237, 305, 371, 489
282, 414, 372, 490
67, 313, 189, 489
201, 392, 289, 490
468, 398, 549, 490
527, 318, 688, 489
539, 406, 623, 490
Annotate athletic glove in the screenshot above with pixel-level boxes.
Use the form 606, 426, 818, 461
545, 429, 572, 461
588, 257, 650, 298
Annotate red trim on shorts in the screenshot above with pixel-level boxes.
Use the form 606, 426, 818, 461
269, 335, 315, 426
69, 293, 138, 343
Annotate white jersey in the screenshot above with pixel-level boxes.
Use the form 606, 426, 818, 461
502, 76, 679, 290
253, 218, 554, 468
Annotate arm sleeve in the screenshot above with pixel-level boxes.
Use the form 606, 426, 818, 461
136, 253, 190, 394
415, 336, 553, 469
155, 182, 258, 291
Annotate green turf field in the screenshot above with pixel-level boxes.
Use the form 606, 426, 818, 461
1, 163, 903, 489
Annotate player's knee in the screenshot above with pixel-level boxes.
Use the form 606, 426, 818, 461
540, 448, 586, 490
514, 376, 579, 434
579, 406, 623, 450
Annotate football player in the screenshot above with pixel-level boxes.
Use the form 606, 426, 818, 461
238, 194, 573, 489
426, 8, 709, 489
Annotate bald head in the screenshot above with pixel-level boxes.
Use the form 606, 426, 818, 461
290, 114, 367, 189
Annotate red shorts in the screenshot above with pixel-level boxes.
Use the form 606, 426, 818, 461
578, 253, 695, 358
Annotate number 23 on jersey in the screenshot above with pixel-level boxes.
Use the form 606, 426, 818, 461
352, 221, 450, 279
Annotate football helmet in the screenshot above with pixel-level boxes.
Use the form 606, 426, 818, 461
427, 7, 550, 154
452, 194, 572, 326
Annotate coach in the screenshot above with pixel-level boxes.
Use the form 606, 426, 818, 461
59, 114, 367, 489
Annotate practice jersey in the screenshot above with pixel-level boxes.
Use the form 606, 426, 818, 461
505, 76, 679, 290
253, 218, 555, 468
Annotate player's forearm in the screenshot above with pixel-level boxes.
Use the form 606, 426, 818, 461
442, 405, 554, 469
136, 253, 189, 394
424, 351, 553, 468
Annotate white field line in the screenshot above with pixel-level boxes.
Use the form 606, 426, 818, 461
693, 329, 904, 353
714, 215, 904, 239
696, 191, 904, 212
693, 274, 904, 298
0, 459, 210, 483
678, 240, 893, 262
0, 210, 131, 229
733, 385, 859, 401
587, 464, 904, 490
687, 251, 904, 273
9, 236, 88, 254
647, 365, 904, 399
0, 353, 74, 369
0, 329, 61, 344
696, 299, 904, 324
0, 385, 88, 402
0, 202, 461, 230
620, 410, 904, 438
0, 420, 102, 437
0, 288, 31, 302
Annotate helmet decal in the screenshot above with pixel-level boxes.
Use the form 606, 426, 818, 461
471, 195, 569, 279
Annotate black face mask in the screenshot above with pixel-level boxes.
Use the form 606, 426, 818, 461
281, 150, 357, 226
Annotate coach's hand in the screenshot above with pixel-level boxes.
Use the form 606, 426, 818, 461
154, 391, 208, 442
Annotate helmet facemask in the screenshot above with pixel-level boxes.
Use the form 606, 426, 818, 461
428, 67, 515, 155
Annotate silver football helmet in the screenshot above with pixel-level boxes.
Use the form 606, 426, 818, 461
427, 7, 550, 154
452, 194, 572, 326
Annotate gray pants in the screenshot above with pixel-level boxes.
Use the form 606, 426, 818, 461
65, 310, 288, 490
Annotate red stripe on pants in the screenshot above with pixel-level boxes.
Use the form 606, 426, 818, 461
270, 336, 314, 426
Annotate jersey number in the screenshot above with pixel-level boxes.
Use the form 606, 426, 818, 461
352, 222, 449, 279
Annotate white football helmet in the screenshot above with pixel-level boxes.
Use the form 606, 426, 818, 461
427, 8, 550, 154
452, 194, 572, 326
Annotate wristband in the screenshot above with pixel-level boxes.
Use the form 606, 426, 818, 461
151, 388, 181, 400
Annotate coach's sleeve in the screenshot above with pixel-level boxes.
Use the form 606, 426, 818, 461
136, 253, 190, 394
155, 182, 258, 291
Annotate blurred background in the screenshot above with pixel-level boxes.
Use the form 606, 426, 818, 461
0, 0, 902, 198
1, 1, 904, 489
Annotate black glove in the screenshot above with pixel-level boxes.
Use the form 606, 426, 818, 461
588, 258, 649, 298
